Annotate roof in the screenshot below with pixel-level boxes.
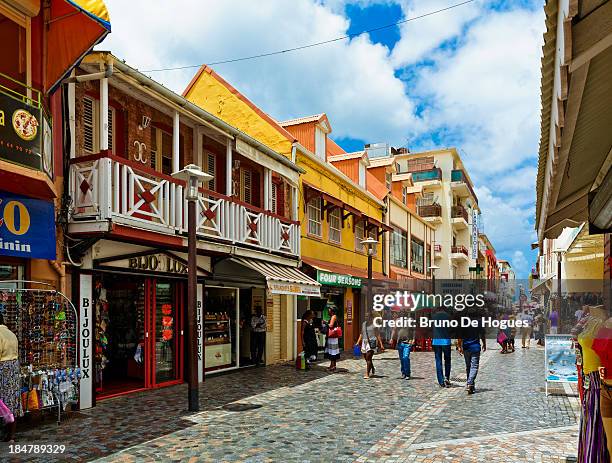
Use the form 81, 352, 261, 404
326, 138, 346, 157
366, 171, 389, 201
183, 65, 298, 144
535, 0, 560, 230
280, 114, 326, 126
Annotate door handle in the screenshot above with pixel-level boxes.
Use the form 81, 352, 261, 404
145, 332, 149, 338
181, 330, 184, 336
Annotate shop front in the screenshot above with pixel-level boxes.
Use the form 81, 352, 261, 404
76, 242, 211, 409
209, 257, 320, 370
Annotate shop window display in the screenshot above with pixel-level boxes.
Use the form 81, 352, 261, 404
204, 287, 237, 371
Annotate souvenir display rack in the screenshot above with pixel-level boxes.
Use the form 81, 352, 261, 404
0, 281, 79, 423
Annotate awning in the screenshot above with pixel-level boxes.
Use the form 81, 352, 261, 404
45, 0, 111, 93
530, 276, 553, 295
231, 258, 320, 297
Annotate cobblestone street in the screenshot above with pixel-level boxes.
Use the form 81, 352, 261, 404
1, 346, 579, 462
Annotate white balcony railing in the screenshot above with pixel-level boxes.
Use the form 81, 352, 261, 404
70, 153, 299, 257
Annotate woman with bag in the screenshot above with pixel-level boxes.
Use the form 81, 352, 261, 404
355, 312, 385, 379
325, 308, 341, 372
0, 312, 22, 442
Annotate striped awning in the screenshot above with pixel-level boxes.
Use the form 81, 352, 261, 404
231, 258, 321, 297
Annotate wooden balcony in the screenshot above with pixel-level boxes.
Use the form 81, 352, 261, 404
450, 205, 469, 230
69, 153, 299, 257
417, 203, 442, 225
433, 243, 442, 259
450, 245, 469, 262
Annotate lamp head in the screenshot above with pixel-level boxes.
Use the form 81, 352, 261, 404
361, 237, 378, 256
172, 164, 213, 200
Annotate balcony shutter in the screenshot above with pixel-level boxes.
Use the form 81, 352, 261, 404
271, 182, 277, 213
107, 107, 114, 152
83, 97, 95, 153
241, 169, 252, 204
205, 152, 216, 191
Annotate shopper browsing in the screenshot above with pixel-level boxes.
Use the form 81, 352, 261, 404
0, 313, 22, 442
250, 307, 267, 366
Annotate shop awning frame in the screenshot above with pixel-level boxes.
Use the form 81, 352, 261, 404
230, 257, 321, 297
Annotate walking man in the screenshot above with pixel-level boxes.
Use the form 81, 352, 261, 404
520, 308, 533, 348
457, 311, 486, 395
432, 307, 452, 388
251, 307, 267, 366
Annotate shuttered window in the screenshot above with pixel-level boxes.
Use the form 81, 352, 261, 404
205, 152, 216, 191
328, 207, 341, 243
355, 220, 365, 252
240, 168, 252, 204
271, 182, 277, 213
307, 197, 322, 237
107, 107, 114, 152
83, 97, 95, 153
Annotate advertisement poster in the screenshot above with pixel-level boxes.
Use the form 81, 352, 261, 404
0, 93, 44, 171
0, 192, 56, 260
545, 335, 578, 383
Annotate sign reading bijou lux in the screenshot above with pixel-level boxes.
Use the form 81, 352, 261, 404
0, 93, 50, 174
0, 192, 56, 260
317, 270, 362, 288
79, 275, 93, 409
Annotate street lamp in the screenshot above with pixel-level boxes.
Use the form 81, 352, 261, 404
428, 265, 440, 295
361, 237, 378, 320
172, 164, 213, 412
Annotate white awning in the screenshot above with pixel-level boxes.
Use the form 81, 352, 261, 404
530, 276, 554, 295
231, 257, 320, 297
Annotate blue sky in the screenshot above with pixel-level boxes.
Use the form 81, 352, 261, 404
99, 0, 545, 277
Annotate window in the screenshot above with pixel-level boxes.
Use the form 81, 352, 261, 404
240, 168, 252, 204
367, 227, 378, 256
385, 172, 392, 190
402, 187, 407, 205
307, 197, 322, 237
204, 152, 216, 191
271, 182, 277, 213
328, 207, 341, 244
315, 128, 326, 160
355, 220, 365, 252
390, 228, 407, 268
411, 237, 424, 274
358, 162, 366, 188
82, 96, 114, 153
150, 128, 173, 175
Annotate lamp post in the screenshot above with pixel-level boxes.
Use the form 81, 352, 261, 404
361, 237, 378, 320
172, 164, 213, 412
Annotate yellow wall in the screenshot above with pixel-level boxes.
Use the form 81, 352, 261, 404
298, 155, 383, 274
184, 70, 293, 157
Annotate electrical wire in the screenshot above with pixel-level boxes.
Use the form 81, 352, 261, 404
142, 0, 476, 72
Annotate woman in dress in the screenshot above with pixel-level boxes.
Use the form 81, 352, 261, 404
325, 307, 341, 372
355, 312, 385, 379
0, 312, 22, 442
301, 310, 318, 367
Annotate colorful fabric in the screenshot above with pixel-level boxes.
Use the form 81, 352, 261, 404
578, 371, 610, 463
0, 359, 23, 418
592, 327, 612, 379
325, 337, 340, 360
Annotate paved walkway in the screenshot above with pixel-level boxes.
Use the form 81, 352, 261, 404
1, 346, 580, 462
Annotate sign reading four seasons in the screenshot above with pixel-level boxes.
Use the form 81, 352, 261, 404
0, 192, 56, 260
317, 270, 362, 288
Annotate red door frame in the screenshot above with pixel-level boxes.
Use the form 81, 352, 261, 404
148, 278, 184, 389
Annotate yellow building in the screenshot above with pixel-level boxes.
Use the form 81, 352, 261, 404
184, 69, 388, 350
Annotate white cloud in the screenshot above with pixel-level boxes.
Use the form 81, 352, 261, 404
99, 0, 422, 143
511, 250, 530, 278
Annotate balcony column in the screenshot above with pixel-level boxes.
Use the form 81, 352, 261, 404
291, 185, 298, 221
263, 168, 270, 210
226, 139, 233, 196
100, 77, 109, 151
173, 111, 180, 173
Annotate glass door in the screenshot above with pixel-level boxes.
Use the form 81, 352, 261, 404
150, 280, 184, 386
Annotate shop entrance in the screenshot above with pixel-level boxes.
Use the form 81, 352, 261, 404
95, 275, 184, 399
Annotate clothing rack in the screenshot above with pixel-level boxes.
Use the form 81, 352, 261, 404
0, 281, 79, 424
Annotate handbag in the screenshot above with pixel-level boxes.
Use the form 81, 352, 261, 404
365, 324, 377, 350
328, 325, 343, 338
0, 400, 14, 424
497, 331, 508, 345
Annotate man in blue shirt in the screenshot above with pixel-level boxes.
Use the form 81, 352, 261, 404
458, 312, 486, 395
432, 307, 452, 387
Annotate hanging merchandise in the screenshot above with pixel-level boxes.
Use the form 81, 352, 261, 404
94, 280, 110, 380
161, 304, 174, 342
0, 281, 80, 424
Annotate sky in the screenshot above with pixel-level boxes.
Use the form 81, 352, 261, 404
97, 0, 545, 277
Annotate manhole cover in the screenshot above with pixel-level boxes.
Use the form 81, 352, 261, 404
222, 403, 263, 412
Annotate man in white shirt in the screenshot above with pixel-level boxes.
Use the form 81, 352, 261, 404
520, 309, 534, 348
250, 307, 267, 366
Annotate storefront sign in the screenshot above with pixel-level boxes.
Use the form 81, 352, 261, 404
0, 93, 46, 172
79, 275, 93, 409
197, 283, 203, 383
0, 192, 56, 260
267, 281, 321, 297
317, 270, 362, 288
128, 254, 187, 274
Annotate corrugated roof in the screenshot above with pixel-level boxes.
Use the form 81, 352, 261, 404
536, 0, 560, 229
366, 171, 389, 200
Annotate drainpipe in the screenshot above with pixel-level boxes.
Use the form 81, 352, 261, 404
50, 260, 66, 294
